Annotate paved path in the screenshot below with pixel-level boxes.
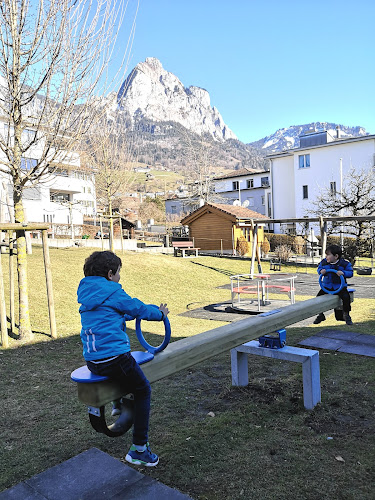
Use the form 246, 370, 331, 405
0, 448, 192, 500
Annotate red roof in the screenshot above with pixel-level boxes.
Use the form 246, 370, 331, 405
181, 202, 268, 225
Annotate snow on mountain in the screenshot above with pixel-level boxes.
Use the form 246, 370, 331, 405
249, 122, 368, 152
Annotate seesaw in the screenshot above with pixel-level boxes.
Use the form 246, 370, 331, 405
72, 289, 356, 436
71, 311, 171, 437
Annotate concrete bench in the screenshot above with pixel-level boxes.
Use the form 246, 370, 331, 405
172, 241, 200, 257
231, 341, 321, 410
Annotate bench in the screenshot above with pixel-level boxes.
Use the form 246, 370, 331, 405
231, 341, 321, 410
270, 260, 281, 271
172, 241, 200, 258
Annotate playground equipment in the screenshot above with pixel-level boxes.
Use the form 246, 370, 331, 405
231, 332, 321, 410
258, 328, 286, 349
230, 273, 296, 313
319, 269, 346, 294
71, 292, 355, 427
318, 268, 355, 321
71, 312, 171, 437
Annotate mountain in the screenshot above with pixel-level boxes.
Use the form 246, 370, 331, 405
103, 60, 368, 174
248, 122, 368, 152
118, 57, 237, 142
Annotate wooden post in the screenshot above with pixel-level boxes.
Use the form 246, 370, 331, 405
8, 231, 15, 336
99, 217, 104, 251
119, 217, 124, 254
42, 230, 57, 339
250, 220, 259, 277
0, 248, 8, 347
320, 217, 327, 258
220, 239, 223, 255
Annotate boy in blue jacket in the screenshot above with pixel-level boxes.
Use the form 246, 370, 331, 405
313, 244, 353, 325
77, 251, 169, 467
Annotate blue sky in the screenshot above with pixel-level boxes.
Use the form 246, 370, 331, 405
118, 0, 375, 143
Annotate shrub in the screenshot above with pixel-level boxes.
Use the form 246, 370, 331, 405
236, 234, 249, 256
261, 236, 270, 257
293, 235, 305, 254
274, 244, 294, 262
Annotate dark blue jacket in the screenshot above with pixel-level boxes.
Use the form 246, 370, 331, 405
77, 276, 163, 361
317, 257, 353, 291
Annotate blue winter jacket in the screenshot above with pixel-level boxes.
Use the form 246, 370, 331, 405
317, 257, 353, 291
77, 276, 163, 361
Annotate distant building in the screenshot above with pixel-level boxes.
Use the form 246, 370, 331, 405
0, 118, 96, 227
213, 168, 271, 217
181, 202, 268, 255
267, 129, 375, 233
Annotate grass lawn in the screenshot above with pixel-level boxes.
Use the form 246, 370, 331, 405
0, 248, 374, 499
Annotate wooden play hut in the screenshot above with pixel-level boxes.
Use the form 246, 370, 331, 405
180, 203, 268, 255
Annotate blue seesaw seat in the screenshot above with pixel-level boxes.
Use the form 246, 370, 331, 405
71, 351, 154, 383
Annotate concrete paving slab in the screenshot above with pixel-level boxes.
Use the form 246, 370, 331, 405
356, 334, 375, 346
0, 482, 46, 500
313, 330, 362, 342
299, 336, 345, 350
338, 343, 375, 357
111, 474, 191, 500
0, 449, 192, 500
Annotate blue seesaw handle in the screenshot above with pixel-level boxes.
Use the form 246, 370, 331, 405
319, 269, 346, 294
135, 306, 171, 354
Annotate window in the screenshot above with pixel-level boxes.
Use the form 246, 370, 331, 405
247, 179, 254, 189
21, 157, 38, 170
232, 181, 239, 190
261, 196, 265, 205
50, 192, 70, 203
302, 185, 308, 199
261, 177, 269, 187
330, 182, 336, 195
171, 205, 177, 214
299, 154, 310, 168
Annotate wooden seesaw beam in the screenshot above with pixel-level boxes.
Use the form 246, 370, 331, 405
76, 293, 347, 408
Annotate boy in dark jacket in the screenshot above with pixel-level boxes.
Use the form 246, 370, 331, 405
313, 244, 353, 325
77, 251, 169, 467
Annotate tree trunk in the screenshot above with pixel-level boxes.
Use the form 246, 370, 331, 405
14, 190, 33, 341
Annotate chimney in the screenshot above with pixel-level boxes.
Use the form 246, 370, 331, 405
336, 126, 340, 139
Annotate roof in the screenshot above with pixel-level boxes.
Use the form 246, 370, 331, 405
181, 202, 268, 225
213, 168, 268, 180
266, 133, 375, 159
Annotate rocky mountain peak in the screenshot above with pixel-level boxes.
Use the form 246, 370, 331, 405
117, 57, 236, 142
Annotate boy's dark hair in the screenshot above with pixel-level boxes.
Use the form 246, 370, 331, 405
83, 251, 122, 278
326, 244, 342, 259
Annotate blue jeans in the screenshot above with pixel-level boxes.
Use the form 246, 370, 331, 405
87, 352, 151, 445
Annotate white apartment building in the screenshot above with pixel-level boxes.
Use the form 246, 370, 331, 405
0, 120, 96, 227
267, 130, 375, 233
213, 168, 272, 217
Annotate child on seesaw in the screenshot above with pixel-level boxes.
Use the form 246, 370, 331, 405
313, 244, 353, 325
77, 251, 169, 467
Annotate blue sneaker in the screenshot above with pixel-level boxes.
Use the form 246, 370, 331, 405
125, 442, 159, 467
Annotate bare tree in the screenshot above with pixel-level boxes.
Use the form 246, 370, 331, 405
310, 167, 375, 263
179, 128, 222, 208
82, 116, 137, 249
0, 0, 137, 340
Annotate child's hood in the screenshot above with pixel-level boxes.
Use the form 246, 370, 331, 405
77, 276, 121, 311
